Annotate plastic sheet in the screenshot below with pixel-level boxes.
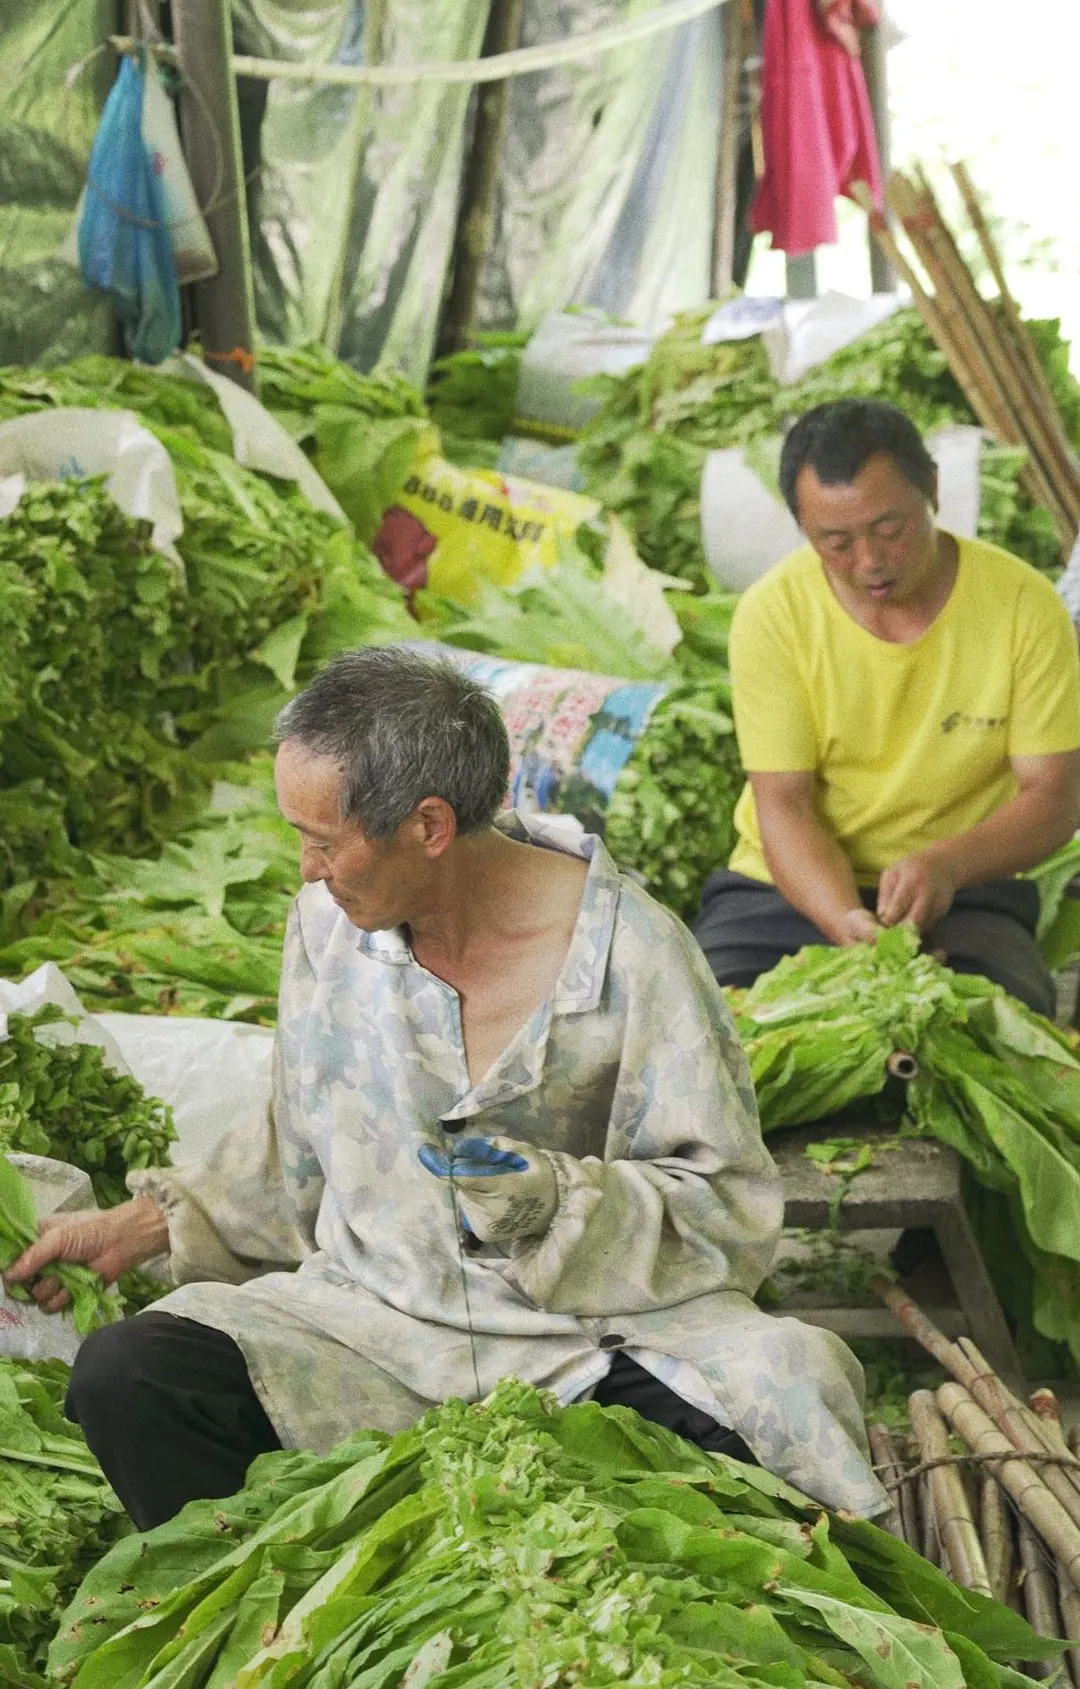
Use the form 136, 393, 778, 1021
0, 0, 116, 364
233, 0, 490, 379
476, 1, 724, 336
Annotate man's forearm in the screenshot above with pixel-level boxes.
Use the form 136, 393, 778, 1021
926, 787, 1079, 887
761, 805, 867, 942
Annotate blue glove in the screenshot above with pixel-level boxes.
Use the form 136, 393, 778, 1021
418, 1135, 557, 1243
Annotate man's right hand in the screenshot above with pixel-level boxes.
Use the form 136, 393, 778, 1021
3, 1195, 169, 1315
834, 907, 883, 947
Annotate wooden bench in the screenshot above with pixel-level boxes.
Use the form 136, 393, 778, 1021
771, 1120, 1024, 1387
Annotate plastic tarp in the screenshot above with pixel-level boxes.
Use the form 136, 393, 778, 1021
0, 0, 116, 364
233, 0, 490, 380
2, 1, 728, 377
475, 0, 724, 336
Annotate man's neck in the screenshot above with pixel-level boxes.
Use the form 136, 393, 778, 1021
405, 829, 538, 966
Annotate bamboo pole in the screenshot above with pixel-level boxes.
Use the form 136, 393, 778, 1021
1071, 1426, 1080, 1462
909, 1391, 992, 1594
1028, 1387, 1080, 1507
919, 1470, 941, 1568
873, 1286, 1080, 1537
1056, 1565, 1080, 1684
905, 166, 1075, 543
867, 1424, 907, 1543
937, 1383, 1080, 1592
949, 159, 1080, 527
1017, 1516, 1064, 1678
979, 1470, 1014, 1605
852, 181, 1015, 453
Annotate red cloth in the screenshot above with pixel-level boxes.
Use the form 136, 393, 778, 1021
818, 0, 881, 56
750, 0, 883, 257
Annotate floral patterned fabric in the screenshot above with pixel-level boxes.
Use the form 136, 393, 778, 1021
131, 813, 888, 1518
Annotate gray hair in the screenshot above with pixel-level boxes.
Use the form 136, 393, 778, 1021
274, 647, 510, 837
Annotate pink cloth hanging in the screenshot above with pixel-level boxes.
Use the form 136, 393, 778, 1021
750, 0, 884, 257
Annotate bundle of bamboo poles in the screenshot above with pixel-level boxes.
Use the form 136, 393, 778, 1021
854, 164, 1080, 557
870, 1279, 1080, 1679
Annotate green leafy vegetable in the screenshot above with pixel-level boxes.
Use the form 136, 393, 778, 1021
0, 1154, 113, 1336
578, 307, 1076, 587
0, 1357, 128, 1685
733, 925, 1080, 1370
52, 1380, 1050, 1689
0, 1005, 174, 1208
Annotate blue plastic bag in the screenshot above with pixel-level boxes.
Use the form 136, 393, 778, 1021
78, 53, 181, 364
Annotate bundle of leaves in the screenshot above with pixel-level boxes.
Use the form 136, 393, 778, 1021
733, 925, 1080, 1374
0, 361, 418, 880
578, 307, 1076, 587
0, 1357, 128, 1689
0, 770, 295, 1026
51, 1378, 1053, 1689
254, 343, 436, 542
0, 1005, 174, 1208
605, 679, 740, 919
425, 331, 528, 469
0, 1153, 114, 1338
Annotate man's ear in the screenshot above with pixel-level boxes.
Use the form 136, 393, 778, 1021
408, 796, 458, 858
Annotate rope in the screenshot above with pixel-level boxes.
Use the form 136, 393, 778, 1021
875, 1449, 1080, 1493
108, 0, 731, 91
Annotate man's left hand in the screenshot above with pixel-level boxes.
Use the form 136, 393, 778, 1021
417, 1136, 558, 1244
876, 851, 957, 931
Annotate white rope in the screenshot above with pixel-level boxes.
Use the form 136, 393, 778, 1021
110, 0, 730, 90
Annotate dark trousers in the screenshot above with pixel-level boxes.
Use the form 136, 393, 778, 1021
693, 869, 1055, 1018
67, 1312, 755, 1529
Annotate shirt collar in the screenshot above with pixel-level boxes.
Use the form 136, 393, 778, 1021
355, 809, 621, 1012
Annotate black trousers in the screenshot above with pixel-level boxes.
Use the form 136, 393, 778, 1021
67, 1312, 755, 1530
693, 869, 1055, 1018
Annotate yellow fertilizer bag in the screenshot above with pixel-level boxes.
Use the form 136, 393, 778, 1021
372, 454, 601, 604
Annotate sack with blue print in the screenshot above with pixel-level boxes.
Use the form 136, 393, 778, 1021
77, 53, 181, 364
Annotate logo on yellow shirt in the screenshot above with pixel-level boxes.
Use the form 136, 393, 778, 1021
941, 712, 1008, 734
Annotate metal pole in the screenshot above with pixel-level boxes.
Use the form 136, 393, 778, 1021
438, 0, 526, 358
862, 8, 895, 293
171, 0, 257, 390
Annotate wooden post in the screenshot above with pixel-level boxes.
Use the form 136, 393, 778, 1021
711, 0, 746, 297
171, 0, 257, 391
861, 7, 894, 292
437, 0, 526, 359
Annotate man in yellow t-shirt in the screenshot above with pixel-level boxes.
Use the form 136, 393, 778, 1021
693, 398, 1080, 1015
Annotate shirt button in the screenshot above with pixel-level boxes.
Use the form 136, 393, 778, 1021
440, 1119, 465, 1135
598, 1332, 626, 1350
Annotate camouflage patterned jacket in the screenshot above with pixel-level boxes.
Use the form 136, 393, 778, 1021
132, 812, 888, 1517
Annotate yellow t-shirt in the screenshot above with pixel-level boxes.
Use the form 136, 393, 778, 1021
728, 536, 1080, 885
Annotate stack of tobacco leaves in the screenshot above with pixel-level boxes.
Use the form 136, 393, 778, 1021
731, 926, 1080, 1375
0, 1357, 128, 1689
50, 1378, 1054, 1688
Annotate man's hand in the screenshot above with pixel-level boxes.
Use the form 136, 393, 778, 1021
835, 907, 883, 946
3, 1196, 168, 1315
418, 1135, 557, 1244
876, 851, 957, 931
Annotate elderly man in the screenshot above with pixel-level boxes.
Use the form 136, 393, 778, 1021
695, 398, 1080, 1013
7, 648, 886, 1529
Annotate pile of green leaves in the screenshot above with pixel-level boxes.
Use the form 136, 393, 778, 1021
733, 925, 1080, 1372
51, 1378, 1051, 1689
0, 1005, 174, 1208
426, 332, 528, 469
0, 1357, 128, 1688
0, 1154, 113, 1338
606, 679, 740, 918
0, 359, 418, 882
577, 307, 1076, 587
0, 770, 295, 1026
255, 344, 436, 542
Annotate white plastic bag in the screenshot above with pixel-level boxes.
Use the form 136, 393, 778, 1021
95, 1014, 274, 1164
0, 1154, 100, 1364
0, 409, 184, 564
139, 63, 217, 284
